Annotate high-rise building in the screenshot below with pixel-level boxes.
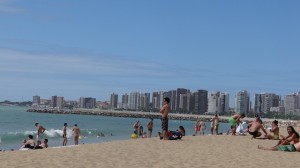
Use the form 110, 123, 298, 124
235, 90, 250, 115
140, 93, 150, 110
129, 92, 141, 110
152, 91, 164, 110
79, 97, 96, 109
284, 92, 300, 115
254, 93, 281, 116
194, 90, 208, 114
110, 93, 118, 109
175, 88, 189, 111
220, 92, 230, 114
51, 96, 64, 108
208, 91, 229, 114
163, 90, 176, 111
32, 95, 40, 105
121, 93, 129, 109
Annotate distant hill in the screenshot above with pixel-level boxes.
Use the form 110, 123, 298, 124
0, 100, 32, 106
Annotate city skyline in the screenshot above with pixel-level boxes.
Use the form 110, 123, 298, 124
28, 88, 298, 107
1, 1, 300, 104
29, 89, 300, 116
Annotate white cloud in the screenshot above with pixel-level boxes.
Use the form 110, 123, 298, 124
0, 0, 25, 13
0, 48, 173, 78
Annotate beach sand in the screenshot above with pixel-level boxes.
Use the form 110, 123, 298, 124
0, 127, 299, 168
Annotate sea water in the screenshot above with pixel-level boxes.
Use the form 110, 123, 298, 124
0, 106, 230, 150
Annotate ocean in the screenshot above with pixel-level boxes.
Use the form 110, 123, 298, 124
0, 106, 231, 150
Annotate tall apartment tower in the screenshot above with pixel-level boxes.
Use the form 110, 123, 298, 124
152, 91, 164, 110
110, 93, 118, 109
121, 93, 129, 109
284, 92, 300, 115
194, 90, 208, 114
179, 92, 195, 113
175, 88, 189, 111
235, 90, 250, 115
129, 92, 141, 110
32, 95, 40, 105
51, 96, 64, 108
79, 97, 96, 109
163, 90, 176, 111
140, 93, 150, 110
220, 92, 230, 114
208, 91, 229, 114
254, 93, 281, 116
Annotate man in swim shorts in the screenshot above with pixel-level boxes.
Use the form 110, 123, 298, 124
35, 123, 46, 145
160, 97, 170, 140
147, 118, 153, 138
229, 113, 245, 135
62, 123, 68, 146
248, 114, 268, 138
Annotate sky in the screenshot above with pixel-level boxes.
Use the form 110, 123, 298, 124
1, 0, 300, 106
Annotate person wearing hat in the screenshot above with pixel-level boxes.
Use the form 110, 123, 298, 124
248, 114, 268, 139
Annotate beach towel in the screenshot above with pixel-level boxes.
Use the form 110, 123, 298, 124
236, 122, 247, 134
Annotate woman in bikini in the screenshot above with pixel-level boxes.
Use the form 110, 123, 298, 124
266, 120, 279, 140
274, 126, 299, 147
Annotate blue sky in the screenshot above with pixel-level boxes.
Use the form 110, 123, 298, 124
1, 0, 300, 106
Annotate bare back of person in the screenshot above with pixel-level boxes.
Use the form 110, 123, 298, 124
249, 120, 267, 138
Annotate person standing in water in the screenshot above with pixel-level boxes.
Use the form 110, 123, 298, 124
35, 123, 46, 145
147, 118, 154, 138
72, 124, 80, 145
62, 123, 68, 146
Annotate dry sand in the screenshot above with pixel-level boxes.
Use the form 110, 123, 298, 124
0, 127, 299, 168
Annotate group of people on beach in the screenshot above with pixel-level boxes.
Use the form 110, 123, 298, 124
132, 97, 186, 140
20, 122, 81, 150
228, 113, 300, 152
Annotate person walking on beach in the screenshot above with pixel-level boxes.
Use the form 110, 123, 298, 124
62, 123, 68, 146
35, 123, 46, 145
147, 118, 154, 138
160, 97, 170, 140
72, 124, 80, 145
194, 119, 201, 136
200, 120, 206, 136
228, 113, 245, 135
213, 114, 219, 135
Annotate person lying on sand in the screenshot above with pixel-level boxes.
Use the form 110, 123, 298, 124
258, 142, 300, 152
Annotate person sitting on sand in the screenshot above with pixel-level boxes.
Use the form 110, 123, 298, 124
258, 141, 300, 152
229, 113, 245, 135
266, 120, 280, 140
248, 114, 268, 139
35, 139, 48, 149
177, 126, 186, 136
20, 135, 35, 149
273, 126, 299, 147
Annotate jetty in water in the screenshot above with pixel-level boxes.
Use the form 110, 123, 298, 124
26, 108, 261, 123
